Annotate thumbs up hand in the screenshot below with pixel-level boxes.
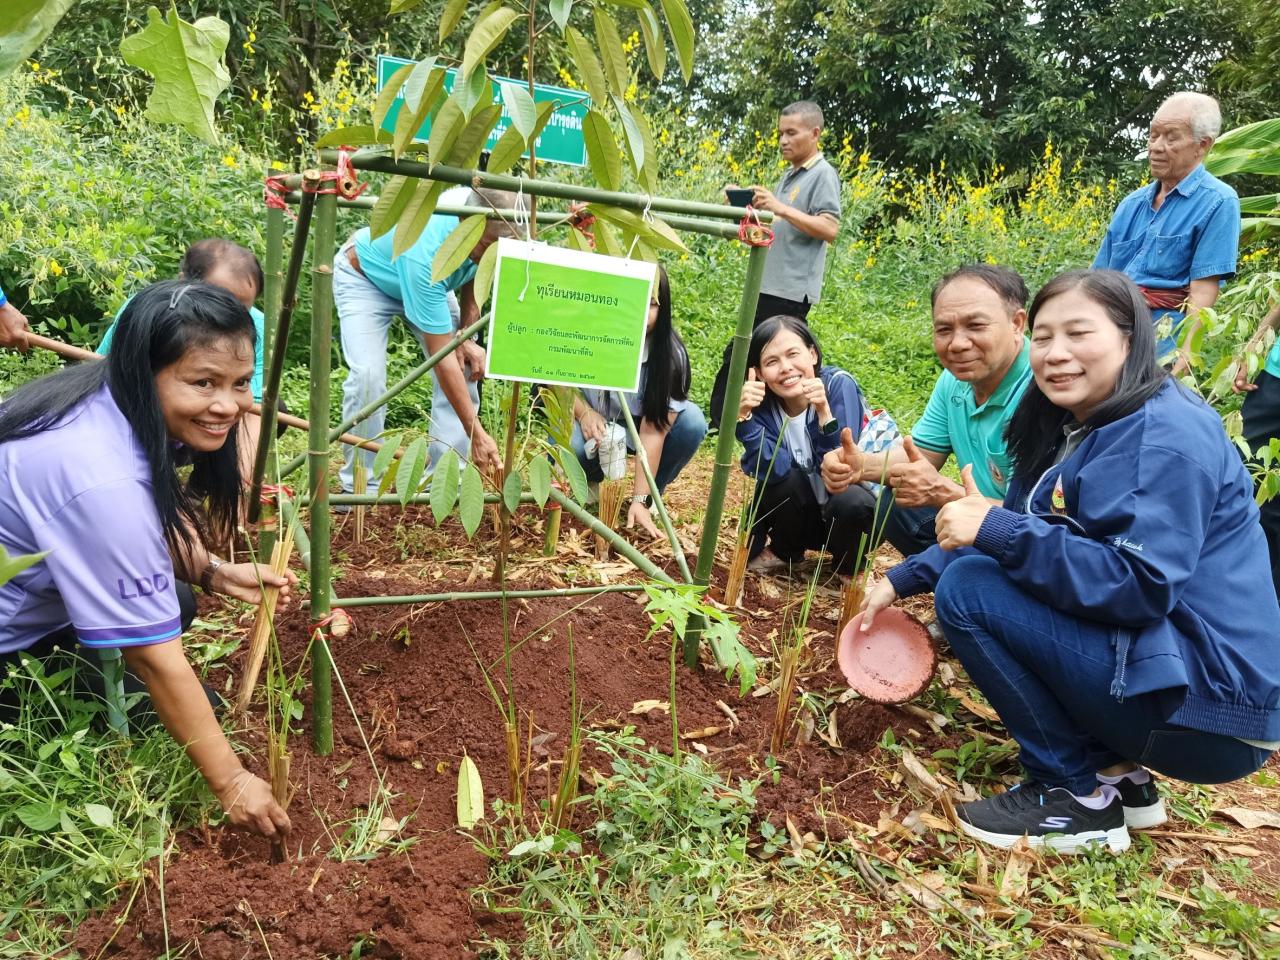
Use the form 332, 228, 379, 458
822, 427, 863, 493
824, 427, 865, 496
738, 368, 767, 421
888, 437, 956, 508
933, 464, 993, 551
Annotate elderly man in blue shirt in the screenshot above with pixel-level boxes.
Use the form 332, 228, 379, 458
1093, 91, 1240, 371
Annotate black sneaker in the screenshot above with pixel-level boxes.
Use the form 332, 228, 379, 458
955, 782, 1130, 854
1112, 773, 1167, 830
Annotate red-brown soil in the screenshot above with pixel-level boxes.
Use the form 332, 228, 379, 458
75, 504, 943, 959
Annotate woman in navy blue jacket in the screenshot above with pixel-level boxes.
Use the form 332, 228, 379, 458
863, 269, 1280, 854
735, 315, 883, 577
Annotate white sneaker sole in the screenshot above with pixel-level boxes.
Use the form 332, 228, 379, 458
1123, 798, 1167, 830
957, 819, 1131, 854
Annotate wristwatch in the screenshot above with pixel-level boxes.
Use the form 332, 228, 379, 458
820, 416, 840, 436
632, 494, 652, 507
199, 557, 224, 593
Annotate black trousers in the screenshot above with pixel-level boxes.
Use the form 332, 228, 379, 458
0, 582, 218, 726
1242, 370, 1280, 603
708, 293, 812, 427
749, 468, 883, 575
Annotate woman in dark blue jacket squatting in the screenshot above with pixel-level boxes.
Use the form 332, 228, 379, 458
735, 315, 885, 577
861, 269, 1280, 855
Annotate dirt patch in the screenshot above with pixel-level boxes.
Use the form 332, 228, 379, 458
75, 504, 939, 958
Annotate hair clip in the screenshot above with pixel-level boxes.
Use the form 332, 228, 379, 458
169, 283, 195, 310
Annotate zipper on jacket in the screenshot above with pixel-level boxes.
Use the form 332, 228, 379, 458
1110, 627, 1133, 700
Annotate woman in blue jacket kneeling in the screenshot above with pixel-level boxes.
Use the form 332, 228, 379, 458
862, 269, 1280, 854
736, 315, 886, 577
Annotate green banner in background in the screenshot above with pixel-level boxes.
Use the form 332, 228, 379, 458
486, 239, 655, 390
376, 54, 588, 167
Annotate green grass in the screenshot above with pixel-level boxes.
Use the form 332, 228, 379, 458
473, 728, 1280, 960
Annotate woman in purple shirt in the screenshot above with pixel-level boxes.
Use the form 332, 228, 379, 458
0, 281, 292, 840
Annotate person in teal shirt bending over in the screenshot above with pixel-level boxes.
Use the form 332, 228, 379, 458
334, 187, 518, 493
99, 239, 268, 478
822, 264, 1032, 557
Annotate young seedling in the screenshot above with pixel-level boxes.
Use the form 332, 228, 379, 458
235, 520, 297, 716
836, 455, 893, 635
723, 418, 785, 607
353, 459, 367, 544
771, 562, 823, 755
548, 626, 582, 830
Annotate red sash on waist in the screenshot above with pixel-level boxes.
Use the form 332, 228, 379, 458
1139, 285, 1189, 311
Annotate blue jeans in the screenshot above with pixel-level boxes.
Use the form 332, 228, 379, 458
882, 502, 939, 558
570, 405, 707, 494
334, 246, 476, 493
934, 554, 1271, 795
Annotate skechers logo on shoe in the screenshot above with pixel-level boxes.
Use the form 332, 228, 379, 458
1038, 816, 1073, 831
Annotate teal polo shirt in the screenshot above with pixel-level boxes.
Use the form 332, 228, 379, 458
1266, 338, 1280, 380
910, 340, 1032, 499
352, 215, 478, 335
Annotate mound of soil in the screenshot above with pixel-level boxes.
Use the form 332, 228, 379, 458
75, 506, 945, 959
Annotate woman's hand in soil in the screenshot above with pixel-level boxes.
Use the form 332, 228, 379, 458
578, 407, 607, 444
738, 369, 766, 420
216, 769, 291, 838
627, 500, 661, 538
212, 563, 298, 605
933, 465, 991, 550
822, 428, 862, 493
859, 577, 897, 632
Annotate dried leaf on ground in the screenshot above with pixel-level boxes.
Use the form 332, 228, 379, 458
895, 877, 946, 911
998, 838, 1036, 900
630, 699, 670, 714
1215, 806, 1280, 830
679, 725, 724, 740
900, 750, 945, 798
902, 808, 954, 835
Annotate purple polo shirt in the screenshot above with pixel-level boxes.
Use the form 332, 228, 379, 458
0, 384, 182, 654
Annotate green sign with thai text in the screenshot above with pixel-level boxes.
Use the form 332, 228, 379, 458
485, 239, 655, 390
376, 54, 587, 167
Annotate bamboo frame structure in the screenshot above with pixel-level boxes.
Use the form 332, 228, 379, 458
253, 149, 763, 744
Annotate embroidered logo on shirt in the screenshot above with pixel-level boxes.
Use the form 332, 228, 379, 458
789, 186, 800, 202
988, 457, 1005, 486
1050, 476, 1067, 515
1110, 537, 1145, 553
118, 573, 171, 600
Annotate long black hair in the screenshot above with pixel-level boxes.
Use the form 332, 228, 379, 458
641, 265, 691, 430
1006, 269, 1168, 481
746, 314, 823, 377
0, 280, 256, 557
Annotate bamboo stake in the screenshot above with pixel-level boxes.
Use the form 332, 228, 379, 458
771, 638, 802, 755
723, 532, 750, 608
268, 738, 290, 863
283, 190, 748, 240
690, 243, 769, 664
234, 523, 297, 715
352, 460, 367, 544
308, 186, 338, 755
317, 151, 773, 227
249, 175, 320, 521
617, 403, 692, 583
542, 501, 562, 556
258, 201, 286, 559
325, 583, 646, 607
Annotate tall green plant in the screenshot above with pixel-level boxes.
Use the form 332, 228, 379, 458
1206, 117, 1280, 237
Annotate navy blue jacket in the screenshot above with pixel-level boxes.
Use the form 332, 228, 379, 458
736, 366, 866, 483
888, 381, 1280, 741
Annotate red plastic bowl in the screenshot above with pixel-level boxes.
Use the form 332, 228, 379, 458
837, 608, 938, 704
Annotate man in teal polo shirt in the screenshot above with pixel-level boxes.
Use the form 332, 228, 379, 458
822, 264, 1031, 557
335, 187, 517, 493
